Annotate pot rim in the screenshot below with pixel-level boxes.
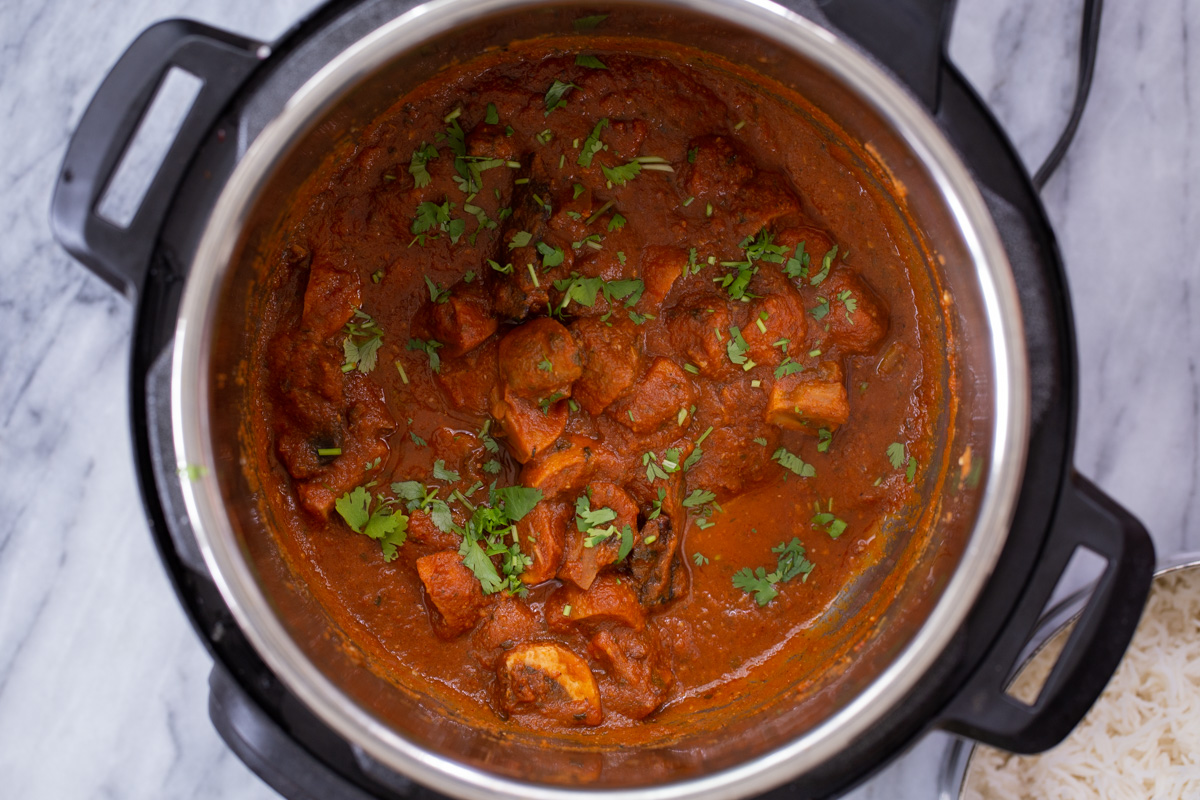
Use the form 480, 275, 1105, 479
172, 0, 1031, 797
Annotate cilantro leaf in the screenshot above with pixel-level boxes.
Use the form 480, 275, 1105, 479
773, 538, 815, 580
887, 442, 906, 469
604, 278, 643, 307
408, 142, 439, 188
341, 309, 383, 374
509, 230, 533, 249
406, 337, 444, 372
337, 485, 410, 561
493, 485, 542, 521
577, 118, 610, 167
484, 102, 500, 125
617, 523, 635, 562
553, 273, 604, 311
682, 489, 717, 508
810, 296, 830, 320
726, 325, 751, 367
573, 13, 608, 30
544, 79, 579, 116
537, 241, 565, 268
334, 486, 371, 533
432, 459, 461, 482
811, 510, 847, 539
783, 241, 809, 279
575, 493, 618, 532
774, 358, 803, 379
428, 498, 454, 532
733, 538, 813, 605
773, 447, 815, 478
391, 480, 425, 503
602, 160, 642, 186
575, 54, 608, 69
425, 274, 451, 303
810, 244, 838, 286
733, 567, 779, 606
459, 537, 505, 593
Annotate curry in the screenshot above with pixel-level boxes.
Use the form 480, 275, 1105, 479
248, 35, 942, 738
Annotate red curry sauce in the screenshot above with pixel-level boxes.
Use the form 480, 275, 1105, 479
249, 37, 941, 738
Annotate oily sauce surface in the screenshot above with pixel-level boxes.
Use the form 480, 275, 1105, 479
249, 38, 942, 739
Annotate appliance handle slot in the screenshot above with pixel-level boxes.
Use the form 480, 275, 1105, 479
937, 472, 1155, 752
50, 19, 263, 299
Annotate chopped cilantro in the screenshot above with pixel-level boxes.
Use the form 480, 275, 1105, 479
811, 500, 847, 538
773, 447, 815, 478
408, 142, 439, 188
341, 309, 384, 374
411, 199, 464, 244
601, 160, 642, 186
575, 54, 607, 69
484, 103, 499, 125
544, 79, 578, 116
432, 459, 461, 482
783, 241, 809, 280
180, 464, 208, 481
809, 244, 838, 286
726, 325, 751, 368
810, 296, 830, 320
692, 552, 710, 566
424, 274, 451, 304
732, 538, 814, 605
335, 485, 409, 562
774, 358, 803, 379
537, 241, 566, 268
682, 489, 717, 508
817, 428, 832, 453
577, 118, 610, 167
509, 230, 533, 249
406, 337, 444, 373
887, 442, 906, 469
573, 13, 608, 30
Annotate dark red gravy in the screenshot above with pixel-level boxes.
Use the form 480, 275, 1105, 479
247, 36, 947, 743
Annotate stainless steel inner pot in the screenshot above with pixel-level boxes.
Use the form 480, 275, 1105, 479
171, 0, 1029, 797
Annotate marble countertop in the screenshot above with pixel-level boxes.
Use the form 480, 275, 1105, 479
2, 0, 1196, 797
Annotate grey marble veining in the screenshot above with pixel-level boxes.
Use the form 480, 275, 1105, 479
1, 0, 1197, 797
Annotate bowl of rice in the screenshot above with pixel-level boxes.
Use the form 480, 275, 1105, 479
941, 555, 1200, 799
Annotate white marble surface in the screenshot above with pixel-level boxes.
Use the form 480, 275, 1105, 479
1, 0, 1196, 797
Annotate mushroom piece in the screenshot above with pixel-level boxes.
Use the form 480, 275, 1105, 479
497, 642, 603, 726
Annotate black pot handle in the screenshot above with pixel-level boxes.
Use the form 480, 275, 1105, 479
50, 19, 264, 300
818, 0, 958, 111
938, 472, 1155, 752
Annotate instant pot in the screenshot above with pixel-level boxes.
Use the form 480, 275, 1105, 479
51, 0, 1154, 798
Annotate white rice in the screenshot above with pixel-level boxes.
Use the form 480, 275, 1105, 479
962, 567, 1200, 800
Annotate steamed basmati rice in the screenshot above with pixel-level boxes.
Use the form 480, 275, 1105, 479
962, 567, 1200, 800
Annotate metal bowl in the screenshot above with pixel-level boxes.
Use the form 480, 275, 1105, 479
940, 553, 1200, 799
171, 0, 1034, 796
